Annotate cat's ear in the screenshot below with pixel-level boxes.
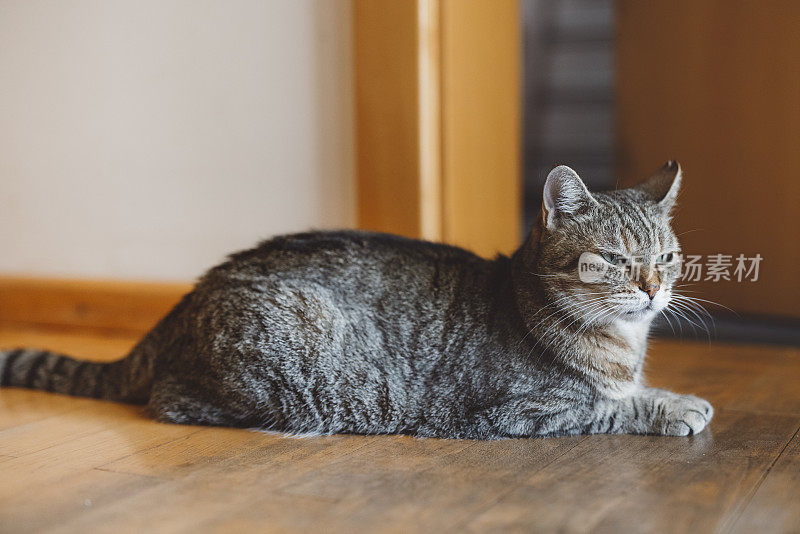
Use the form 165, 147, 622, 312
637, 160, 682, 211
542, 165, 597, 229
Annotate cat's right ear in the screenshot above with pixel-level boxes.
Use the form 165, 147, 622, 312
542, 165, 597, 229
636, 160, 682, 211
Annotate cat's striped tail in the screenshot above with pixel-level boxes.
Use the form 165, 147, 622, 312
0, 348, 152, 404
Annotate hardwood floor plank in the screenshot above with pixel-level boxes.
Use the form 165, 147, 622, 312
0, 469, 163, 533
0, 389, 98, 431
273, 435, 587, 531
465, 409, 800, 533
0, 409, 196, 502
0, 394, 189, 457
99, 426, 285, 477
40, 436, 384, 533
42, 484, 342, 534
729, 423, 800, 533
101, 428, 376, 479
647, 340, 800, 415
93, 435, 585, 532
1, 329, 799, 532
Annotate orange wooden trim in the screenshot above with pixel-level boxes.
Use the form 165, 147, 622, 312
353, 0, 428, 239
353, 0, 520, 257
418, 0, 443, 242
439, 0, 521, 257
0, 277, 191, 336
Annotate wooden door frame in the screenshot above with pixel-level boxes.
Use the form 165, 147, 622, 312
353, 0, 521, 258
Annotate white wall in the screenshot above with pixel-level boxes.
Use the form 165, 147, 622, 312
0, 0, 354, 281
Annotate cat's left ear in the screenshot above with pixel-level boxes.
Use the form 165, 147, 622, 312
636, 160, 682, 212
542, 165, 598, 229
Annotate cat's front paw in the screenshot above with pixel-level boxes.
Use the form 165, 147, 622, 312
656, 393, 714, 436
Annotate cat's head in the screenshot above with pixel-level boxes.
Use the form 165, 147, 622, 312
521, 162, 683, 327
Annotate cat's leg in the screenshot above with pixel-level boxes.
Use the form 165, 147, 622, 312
458, 399, 592, 439
455, 390, 712, 438
587, 388, 714, 436
147, 377, 261, 427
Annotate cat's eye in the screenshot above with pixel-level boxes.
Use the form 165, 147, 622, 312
657, 252, 675, 263
601, 253, 625, 266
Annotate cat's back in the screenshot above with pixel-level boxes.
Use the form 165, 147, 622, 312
201, 230, 489, 290
189, 230, 503, 348
185, 231, 500, 383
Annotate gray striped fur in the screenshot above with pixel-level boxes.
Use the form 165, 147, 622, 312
0, 162, 712, 438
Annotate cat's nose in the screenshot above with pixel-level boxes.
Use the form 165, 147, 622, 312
636, 281, 660, 299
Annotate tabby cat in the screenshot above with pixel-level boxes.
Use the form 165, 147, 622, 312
0, 162, 713, 438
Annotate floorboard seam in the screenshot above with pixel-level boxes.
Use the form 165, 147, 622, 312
721, 420, 800, 533
94, 427, 208, 470
91, 466, 167, 481
455, 436, 589, 530
720, 407, 800, 417
0, 403, 86, 435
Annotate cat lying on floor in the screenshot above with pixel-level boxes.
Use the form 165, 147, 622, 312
0, 162, 713, 438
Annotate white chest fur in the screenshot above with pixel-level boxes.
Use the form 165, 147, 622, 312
585, 319, 651, 398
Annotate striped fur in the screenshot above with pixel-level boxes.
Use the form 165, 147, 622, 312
0, 293, 186, 404
0, 162, 713, 438
0, 348, 145, 401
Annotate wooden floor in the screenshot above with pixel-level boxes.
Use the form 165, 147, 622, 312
0, 327, 798, 533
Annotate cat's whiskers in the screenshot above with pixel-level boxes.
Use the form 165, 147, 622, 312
526, 307, 578, 356
663, 302, 706, 336
676, 228, 703, 237
535, 296, 609, 336
669, 291, 737, 341
664, 307, 685, 336
529, 291, 609, 320
561, 300, 612, 339
528, 298, 610, 356
671, 297, 713, 326
658, 309, 676, 335
669, 300, 711, 340
573, 303, 618, 339
561, 306, 624, 378
520, 293, 610, 348
673, 293, 736, 315
527, 271, 563, 278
